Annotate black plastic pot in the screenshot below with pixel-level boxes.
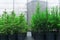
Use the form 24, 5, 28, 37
32, 32, 36, 39
8, 33, 26, 40
0, 34, 4, 40
0, 34, 6, 40
46, 31, 57, 40
5, 34, 9, 40
56, 31, 60, 40
18, 33, 27, 40
32, 32, 45, 40
5, 33, 18, 40
0, 33, 26, 40
8, 34, 17, 40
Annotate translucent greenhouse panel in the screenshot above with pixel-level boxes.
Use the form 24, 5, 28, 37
0, 0, 27, 18
47, 0, 59, 13
0, 0, 13, 9
14, 0, 27, 16
48, 0, 59, 8
27, 0, 48, 25
14, 0, 27, 11
0, 0, 13, 15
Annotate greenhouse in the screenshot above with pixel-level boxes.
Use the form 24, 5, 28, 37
0, 0, 60, 40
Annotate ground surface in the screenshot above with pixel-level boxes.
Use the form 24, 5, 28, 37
25, 32, 34, 40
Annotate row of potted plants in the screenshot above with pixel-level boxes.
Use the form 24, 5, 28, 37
0, 10, 28, 40
0, 3, 60, 40
31, 3, 60, 40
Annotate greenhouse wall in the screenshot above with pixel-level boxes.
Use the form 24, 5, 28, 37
27, 0, 48, 25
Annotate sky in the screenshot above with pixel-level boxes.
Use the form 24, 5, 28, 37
0, 0, 59, 15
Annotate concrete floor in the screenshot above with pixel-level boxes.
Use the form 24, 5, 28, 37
25, 32, 34, 40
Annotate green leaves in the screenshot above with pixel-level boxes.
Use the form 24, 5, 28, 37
18, 13, 28, 33
31, 2, 47, 32
0, 11, 28, 34
31, 3, 60, 32
47, 7, 59, 30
